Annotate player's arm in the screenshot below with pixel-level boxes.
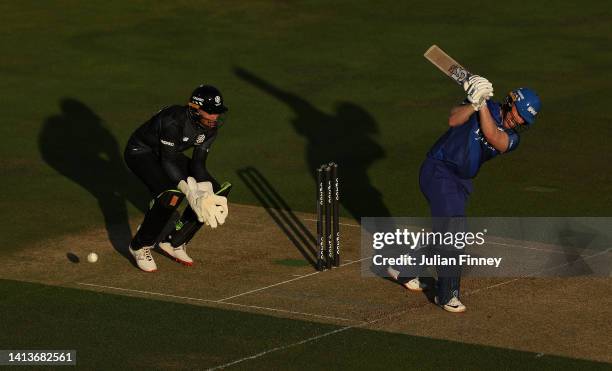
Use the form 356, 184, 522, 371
159, 124, 188, 184
448, 75, 494, 127
478, 105, 510, 153
191, 145, 220, 190
191, 134, 233, 196
448, 104, 475, 127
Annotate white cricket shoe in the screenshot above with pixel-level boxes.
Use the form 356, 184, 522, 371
386, 267, 427, 291
386, 266, 401, 280
129, 245, 157, 272
435, 296, 467, 313
404, 277, 427, 292
158, 242, 193, 266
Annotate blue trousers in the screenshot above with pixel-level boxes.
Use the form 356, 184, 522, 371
419, 158, 472, 304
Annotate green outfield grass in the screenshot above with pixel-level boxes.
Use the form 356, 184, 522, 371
2, 1, 612, 250
0, 279, 608, 370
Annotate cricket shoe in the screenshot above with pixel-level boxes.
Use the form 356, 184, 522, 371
435, 296, 466, 313
158, 242, 193, 266
404, 277, 427, 292
129, 245, 157, 272
386, 266, 401, 280
386, 267, 427, 292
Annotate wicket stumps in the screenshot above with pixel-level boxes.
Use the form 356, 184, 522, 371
316, 163, 340, 271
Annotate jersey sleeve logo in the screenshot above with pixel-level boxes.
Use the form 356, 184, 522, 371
195, 134, 206, 144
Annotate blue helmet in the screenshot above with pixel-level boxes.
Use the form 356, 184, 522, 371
506, 88, 541, 125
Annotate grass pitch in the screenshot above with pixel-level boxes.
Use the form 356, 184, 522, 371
1, 1, 611, 369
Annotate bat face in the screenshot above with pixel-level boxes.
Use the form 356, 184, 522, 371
424, 45, 472, 86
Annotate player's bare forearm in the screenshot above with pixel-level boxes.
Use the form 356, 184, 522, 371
448, 104, 474, 127
479, 105, 509, 152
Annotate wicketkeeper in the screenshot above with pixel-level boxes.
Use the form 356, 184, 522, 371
124, 85, 231, 272
390, 77, 541, 312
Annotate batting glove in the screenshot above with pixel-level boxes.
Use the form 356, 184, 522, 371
463, 75, 492, 92
466, 82, 494, 111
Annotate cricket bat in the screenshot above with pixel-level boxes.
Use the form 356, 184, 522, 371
424, 45, 472, 86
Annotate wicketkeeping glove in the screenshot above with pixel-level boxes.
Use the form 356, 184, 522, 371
178, 177, 207, 222
196, 181, 229, 228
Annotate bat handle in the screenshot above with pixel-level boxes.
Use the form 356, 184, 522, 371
449, 64, 471, 87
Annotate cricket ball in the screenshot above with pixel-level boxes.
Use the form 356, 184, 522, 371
87, 252, 99, 263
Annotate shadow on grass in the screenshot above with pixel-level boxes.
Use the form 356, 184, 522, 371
66, 252, 80, 263
38, 98, 148, 262
235, 67, 393, 228
238, 166, 317, 268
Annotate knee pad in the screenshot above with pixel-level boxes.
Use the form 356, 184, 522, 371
133, 190, 184, 247
165, 207, 203, 247
215, 181, 233, 197
156, 189, 185, 209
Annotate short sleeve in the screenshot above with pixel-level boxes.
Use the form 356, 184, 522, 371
505, 130, 520, 153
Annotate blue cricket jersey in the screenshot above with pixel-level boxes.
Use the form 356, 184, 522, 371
427, 100, 520, 179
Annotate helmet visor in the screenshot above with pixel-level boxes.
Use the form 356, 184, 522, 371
203, 104, 228, 114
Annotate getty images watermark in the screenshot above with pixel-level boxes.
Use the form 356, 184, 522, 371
361, 217, 612, 278
371, 227, 503, 268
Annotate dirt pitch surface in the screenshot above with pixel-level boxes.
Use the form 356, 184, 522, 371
1, 204, 610, 364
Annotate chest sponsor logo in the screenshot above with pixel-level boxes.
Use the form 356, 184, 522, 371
473, 129, 495, 151
160, 139, 175, 147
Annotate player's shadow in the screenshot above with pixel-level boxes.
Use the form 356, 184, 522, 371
553, 223, 598, 276
235, 67, 392, 225
38, 98, 148, 260
238, 167, 317, 268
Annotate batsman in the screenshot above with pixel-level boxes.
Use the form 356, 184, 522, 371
123, 85, 232, 272
396, 77, 541, 312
